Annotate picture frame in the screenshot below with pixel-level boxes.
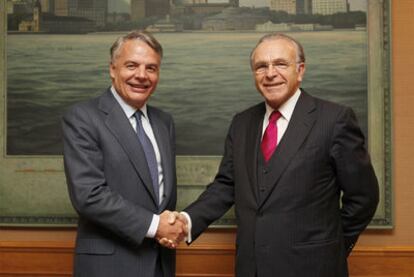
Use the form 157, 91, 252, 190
0, 0, 392, 228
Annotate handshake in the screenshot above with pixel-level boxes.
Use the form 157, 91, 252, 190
155, 210, 189, 249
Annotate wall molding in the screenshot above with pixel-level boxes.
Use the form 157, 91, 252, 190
1, 241, 414, 276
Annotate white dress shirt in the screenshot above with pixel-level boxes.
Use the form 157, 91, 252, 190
262, 88, 301, 142
111, 86, 163, 238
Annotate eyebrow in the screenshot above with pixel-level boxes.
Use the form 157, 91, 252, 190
254, 58, 290, 65
123, 61, 159, 67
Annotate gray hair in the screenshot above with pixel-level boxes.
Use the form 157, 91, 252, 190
250, 33, 306, 69
110, 30, 163, 63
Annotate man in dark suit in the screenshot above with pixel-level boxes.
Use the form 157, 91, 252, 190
168, 33, 379, 277
62, 31, 186, 277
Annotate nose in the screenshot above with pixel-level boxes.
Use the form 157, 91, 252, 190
134, 66, 148, 80
265, 64, 278, 78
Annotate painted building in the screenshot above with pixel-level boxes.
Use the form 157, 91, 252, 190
7, 0, 33, 15
312, 0, 348, 15
130, 0, 145, 21
296, 0, 312, 14
39, 0, 55, 13
130, 0, 170, 20
255, 21, 333, 32
177, 0, 238, 15
146, 0, 170, 17
18, 0, 41, 31
270, 0, 296, 14
18, 0, 94, 33
181, 0, 238, 6
53, 0, 107, 26
202, 7, 267, 31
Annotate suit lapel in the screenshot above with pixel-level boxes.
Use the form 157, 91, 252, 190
148, 107, 173, 211
246, 103, 266, 204
98, 90, 159, 205
258, 91, 317, 208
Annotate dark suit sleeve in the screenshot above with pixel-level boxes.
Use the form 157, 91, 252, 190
62, 104, 154, 247
330, 107, 379, 255
184, 117, 237, 241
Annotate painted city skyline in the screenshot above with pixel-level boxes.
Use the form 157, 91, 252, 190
108, 0, 366, 13
8, 0, 367, 33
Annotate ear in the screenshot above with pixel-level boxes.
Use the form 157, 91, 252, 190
297, 63, 306, 82
109, 62, 115, 80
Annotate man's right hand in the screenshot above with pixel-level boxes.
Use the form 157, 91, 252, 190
155, 210, 187, 249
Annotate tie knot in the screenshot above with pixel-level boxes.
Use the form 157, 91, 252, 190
134, 110, 143, 121
269, 111, 282, 123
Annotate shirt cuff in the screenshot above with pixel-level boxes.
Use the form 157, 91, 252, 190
146, 214, 160, 238
180, 211, 193, 243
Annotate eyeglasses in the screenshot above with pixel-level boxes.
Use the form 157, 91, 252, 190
254, 60, 301, 75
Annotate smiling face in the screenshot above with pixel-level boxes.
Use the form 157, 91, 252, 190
252, 38, 305, 109
110, 39, 161, 109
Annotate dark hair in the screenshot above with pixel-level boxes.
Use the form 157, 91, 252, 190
250, 33, 306, 69
110, 30, 163, 62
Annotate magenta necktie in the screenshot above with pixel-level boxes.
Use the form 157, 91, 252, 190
261, 111, 282, 162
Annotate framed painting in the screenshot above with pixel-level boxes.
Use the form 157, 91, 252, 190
0, 0, 391, 227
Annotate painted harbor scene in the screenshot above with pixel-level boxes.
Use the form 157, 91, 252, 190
7, 0, 368, 156
2, 0, 377, 226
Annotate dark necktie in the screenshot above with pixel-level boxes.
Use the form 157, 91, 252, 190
261, 111, 282, 163
134, 111, 159, 203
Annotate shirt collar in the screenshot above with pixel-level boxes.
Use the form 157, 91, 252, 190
264, 88, 301, 122
111, 85, 148, 119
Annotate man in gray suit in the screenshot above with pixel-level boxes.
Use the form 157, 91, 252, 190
168, 33, 379, 277
62, 31, 186, 277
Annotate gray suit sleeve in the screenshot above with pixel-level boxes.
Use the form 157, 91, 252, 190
330, 107, 379, 254
62, 104, 153, 247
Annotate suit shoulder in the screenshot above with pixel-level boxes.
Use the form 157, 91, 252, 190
309, 94, 350, 116
65, 90, 102, 112
304, 93, 359, 129
147, 105, 174, 122
232, 102, 265, 121
62, 92, 103, 123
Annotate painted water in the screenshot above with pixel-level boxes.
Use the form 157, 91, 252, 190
6, 31, 367, 155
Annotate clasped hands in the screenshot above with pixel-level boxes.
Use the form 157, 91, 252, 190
155, 210, 188, 249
